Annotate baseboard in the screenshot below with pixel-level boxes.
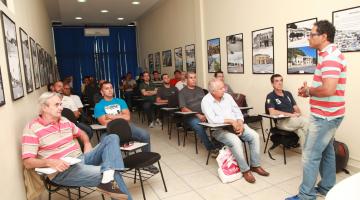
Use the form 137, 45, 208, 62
347, 157, 360, 173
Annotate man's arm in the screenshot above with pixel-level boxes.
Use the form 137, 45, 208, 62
97, 109, 131, 126
268, 108, 297, 117
77, 130, 92, 153
23, 157, 70, 172
156, 97, 168, 103
309, 78, 338, 97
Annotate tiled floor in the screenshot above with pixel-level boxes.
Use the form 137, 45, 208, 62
41, 117, 353, 200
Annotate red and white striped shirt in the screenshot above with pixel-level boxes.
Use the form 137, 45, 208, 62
310, 44, 346, 119
22, 116, 82, 160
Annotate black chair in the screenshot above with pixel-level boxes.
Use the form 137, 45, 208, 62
61, 108, 77, 124
106, 119, 167, 200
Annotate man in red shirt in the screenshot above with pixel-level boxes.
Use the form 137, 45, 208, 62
169, 70, 182, 87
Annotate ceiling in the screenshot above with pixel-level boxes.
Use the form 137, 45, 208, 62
44, 0, 161, 26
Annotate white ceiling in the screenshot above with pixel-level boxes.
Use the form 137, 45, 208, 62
45, 0, 161, 26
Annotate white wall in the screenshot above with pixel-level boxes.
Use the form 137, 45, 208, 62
137, 0, 360, 169
0, 0, 54, 199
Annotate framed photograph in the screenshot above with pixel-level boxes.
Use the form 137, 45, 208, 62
37, 45, 45, 86
148, 54, 154, 73
162, 50, 172, 67
226, 33, 244, 73
287, 18, 317, 74
333, 6, 360, 52
29, 38, 40, 89
19, 28, 34, 93
1, 12, 24, 100
0, 67, 5, 106
1, 0, 6, 6
252, 27, 274, 74
185, 44, 196, 72
46, 52, 52, 84
174, 47, 183, 70
154, 52, 161, 73
207, 38, 221, 73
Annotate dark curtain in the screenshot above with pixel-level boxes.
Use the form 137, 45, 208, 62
53, 26, 138, 97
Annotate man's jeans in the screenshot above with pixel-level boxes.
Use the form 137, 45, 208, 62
129, 122, 151, 152
52, 134, 132, 200
298, 115, 344, 200
184, 116, 215, 150
213, 124, 261, 172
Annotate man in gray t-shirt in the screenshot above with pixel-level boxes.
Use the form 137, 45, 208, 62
178, 72, 215, 150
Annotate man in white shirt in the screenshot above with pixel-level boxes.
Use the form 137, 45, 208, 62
175, 71, 187, 91
63, 83, 83, 110
201, 78, 269, 183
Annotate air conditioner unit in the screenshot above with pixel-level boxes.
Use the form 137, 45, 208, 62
84, 28, 110, 36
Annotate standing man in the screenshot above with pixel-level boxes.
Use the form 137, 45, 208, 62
266, 74, 308, 147
286, 20, 347, 200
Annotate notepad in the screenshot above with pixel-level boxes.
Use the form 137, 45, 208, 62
35, 157, 81, 175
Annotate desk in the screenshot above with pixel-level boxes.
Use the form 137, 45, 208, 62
160, 107, 179, 135
173, 111, 198, 148
153, 102, 168, 129
90, 124, 106, 141
326, 172, 359, 200
239, 106, 253, 112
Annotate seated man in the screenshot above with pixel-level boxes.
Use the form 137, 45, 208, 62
175, 71, 187, 91
156, 73, 179, 106
178, 71, 215, 151
94, 81, 159, 174
139, 71, 159, 128
214, 70, 234, 94
266, 74, 308, 147
170, 70, 182, 87
22, 92, 131, 200
201, 78, 269, 183
122, 72, 137, 110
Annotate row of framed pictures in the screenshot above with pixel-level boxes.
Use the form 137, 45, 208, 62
148, 44, 197, 73
0, 11, 59, 107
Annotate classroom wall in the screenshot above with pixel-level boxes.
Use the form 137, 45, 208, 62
137, 0, 360, 169
0, 0, 54, 199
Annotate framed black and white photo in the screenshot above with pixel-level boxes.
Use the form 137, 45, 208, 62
162, 50, 172, 67
154, 52, 161, 73
226, 33, 244, 74
44, 51, 50, 85
287, 18, 317, 74
0, 67, 5, 106
207, 38, 221, 73
1, 12, 24, 100
252, 27, 274, 74
185, 44, 196, 72
148, 54, 154, 73
333, 6, 360, 52
1, 0, 6, 6
174, 47, 183, 70
37, 44, 45, 86
19, 28, 34, 93
30, 38, 40, 89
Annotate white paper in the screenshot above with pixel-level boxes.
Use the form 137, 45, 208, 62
35, 157, 82, 175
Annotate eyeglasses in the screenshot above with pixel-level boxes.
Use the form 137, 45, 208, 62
309, 32, 321, 38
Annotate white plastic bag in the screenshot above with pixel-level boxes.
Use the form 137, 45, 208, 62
216, 146, 242, 183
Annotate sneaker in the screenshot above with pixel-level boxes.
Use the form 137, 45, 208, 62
142, 165, 159, 174
285, 195, 300, 200
155, 118, 162, 126
149, 122, 155, 128
97, 181, 128, 200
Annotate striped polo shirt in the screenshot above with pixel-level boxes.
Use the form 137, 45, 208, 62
22, 116, 82, 160
310, 44, 346, 120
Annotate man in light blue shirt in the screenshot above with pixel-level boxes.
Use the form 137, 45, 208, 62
201, 78, 269, 183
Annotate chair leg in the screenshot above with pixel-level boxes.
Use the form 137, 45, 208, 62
48, 188, 52, 200
157, 161, 168, 192
183, 129, 187, 147
137, 169, 146, 200
260, 120, 265, 142
283, 146, 287, 165
206, 151, 211, 165
195, 133, 198, 154
264, 131, 271, 153
134, 169, 137, 184
177, 128, 180, 146
78, 187, 81, 198
101, 194, 105, 200
67, 188, 71, 200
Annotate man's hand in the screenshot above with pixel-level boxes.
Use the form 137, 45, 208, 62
47, 159, 70, 172
298, 81, 310, 98
292, 113, 301, 117
232, 121, 244, 136
83, 142, 93, 153
197, 114, 207, 122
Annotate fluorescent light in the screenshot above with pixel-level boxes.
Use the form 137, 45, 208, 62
77, 0, 86, 2
132, 1, 140, 5
100, 10, 109, 13
75, 17, 83, 20
117, 17, 124, 20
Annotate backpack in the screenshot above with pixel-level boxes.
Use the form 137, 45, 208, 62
333, 140, 350, 174
268, 127, 299, 160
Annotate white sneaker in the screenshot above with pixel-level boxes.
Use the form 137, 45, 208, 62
149, 122, 155, 128
155, 118, 162, 126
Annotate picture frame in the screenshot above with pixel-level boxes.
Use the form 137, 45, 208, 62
174, 47, 183, 71
287, 18, 317, 74
252, 27, 274, 74
19, 28, 34, 93
37, 44, 45, 86
207, 38, 221, 73
154, 52, 161, 73
162, 49, 172, 67
1, 12, 24, 100
1, 0, 6, 6
0, 67, 5, 106
226, 33, 244, 74
30, 37, 40, 89
148, 54, 154, 73
185, 44, 196, 72
333, 6, 360, 52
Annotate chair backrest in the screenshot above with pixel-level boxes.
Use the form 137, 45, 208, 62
61, 108, 77, 123
106, 118, 132, 144
203, 89, 209, 95
167, 91, 179, 108
232, 93, 249, 115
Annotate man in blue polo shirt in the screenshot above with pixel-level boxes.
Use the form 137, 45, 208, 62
94, 81, 159, 174
265, 74, 308, 147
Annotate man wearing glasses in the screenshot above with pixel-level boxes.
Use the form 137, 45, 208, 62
286, 20, 347, 200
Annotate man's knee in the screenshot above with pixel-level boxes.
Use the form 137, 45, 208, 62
103, 134, 120, 144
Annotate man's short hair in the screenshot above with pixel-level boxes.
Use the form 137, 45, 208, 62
153, 70, 159, 74
100, 81, 112, 90
174, 70, 181, 74
270, 74, 282, 83
161, 73, 168, 80
185, 71, 196, 78
38, 92, 62, 113
214, 70, 223, 77
314, 20, 336, 43
143, 71, 150, 76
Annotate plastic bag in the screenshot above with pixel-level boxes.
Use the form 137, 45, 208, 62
216, 146, 242, 183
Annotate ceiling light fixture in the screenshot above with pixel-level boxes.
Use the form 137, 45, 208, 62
117, 17, 124, 20
132, 1, 140, 5
75, 17, 83, 20
77, 0, 86, 2
101, 9, 109, 13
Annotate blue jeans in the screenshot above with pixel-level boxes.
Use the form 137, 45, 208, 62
129, 122, 151, 152
52, 134, 132, 200
184, 116, 215, 150
213, 124, 261, 172
298, 115, 344, 200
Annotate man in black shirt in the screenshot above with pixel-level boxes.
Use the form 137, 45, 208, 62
156, 73, 179, 106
